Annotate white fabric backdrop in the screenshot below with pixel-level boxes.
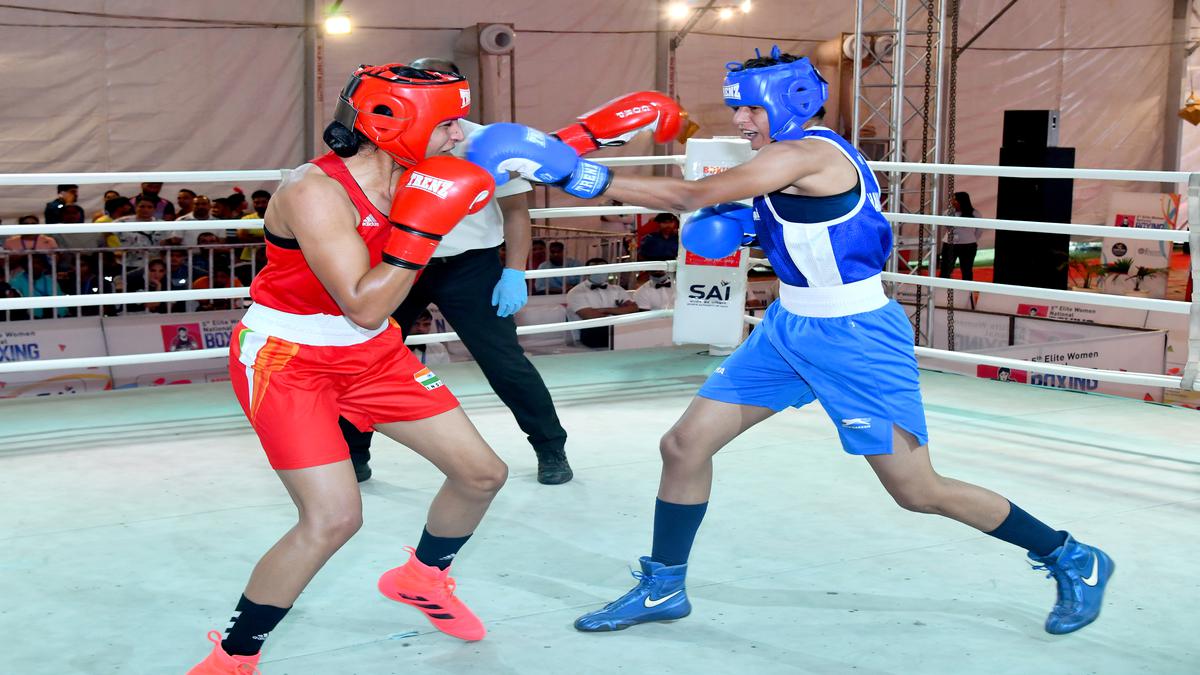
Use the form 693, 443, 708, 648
0, 0, 1189, 228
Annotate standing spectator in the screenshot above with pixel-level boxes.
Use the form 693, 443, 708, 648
8, 254, 67, 318
632, 269, 675, 310
176, 188, 197, 219
44, 184, 78, 224
250, 189, 271, 218
407, 308, 452, 365
178, 195, 217, 245
131, 182, 175, 221
638, 212, 680, 261
210, 197, 239, 243
534, 241, 582, 294
938, 191, 982, 280
566, 257, 640, 348
57, 204, 101, 250
90, 190, 121, 222
94, 196, 133, 224
112, 196, 181, 272
236, 189, 269, 263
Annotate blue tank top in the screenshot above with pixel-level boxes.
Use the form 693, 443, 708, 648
751, 128, 892, 289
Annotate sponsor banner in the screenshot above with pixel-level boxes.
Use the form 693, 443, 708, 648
903, 304, 1011, 352
0, 317, 111, 398
1012, 315, 1133, 345
673, 138, 754, 348
104, 309, 243, 388
973, 293, 1149, 328
1101, 192, 1182, 298
926, 330, 1167, 401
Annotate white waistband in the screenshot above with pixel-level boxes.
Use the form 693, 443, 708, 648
777, 274, 888, 318
240, 303, 388, 346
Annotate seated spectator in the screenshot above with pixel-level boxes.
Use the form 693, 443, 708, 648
176, 188, 196, 219
534, 241, 582, 295
63, 253, 117, 317
166, 248, 193, 290
131, 182, 175, 221
91, 190, 121, 222
58, 204, 102, 250
44, 184, 78, 224
8, 254, 67, 318
566, 257, 640, 348
408, 308, 451, 365
0, 280, 29, 321
125, 258, 170, 314
192, 264, 244, 311
530, 239, 547, 269
632, 270, 674, 310
190, 231, 225, 275
638, 212, 680, 261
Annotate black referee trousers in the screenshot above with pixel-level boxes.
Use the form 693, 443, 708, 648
340, 246, 567, 463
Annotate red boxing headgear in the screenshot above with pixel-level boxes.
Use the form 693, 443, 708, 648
332, 63, 471, 167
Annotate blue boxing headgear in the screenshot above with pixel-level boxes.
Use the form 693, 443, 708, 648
722, 46, 828, 141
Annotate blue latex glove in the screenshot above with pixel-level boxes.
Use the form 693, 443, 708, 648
491, 267, 528, 317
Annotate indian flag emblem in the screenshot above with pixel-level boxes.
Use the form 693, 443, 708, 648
414, 367, 444, 391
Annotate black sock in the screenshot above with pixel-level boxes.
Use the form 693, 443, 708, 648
650, 498, 708, 567
985, 501, 1068, 557
222, 594, 290, 656
415, 526, 472, 569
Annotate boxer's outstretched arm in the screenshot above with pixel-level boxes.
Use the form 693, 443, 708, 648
603, 140, 830, 213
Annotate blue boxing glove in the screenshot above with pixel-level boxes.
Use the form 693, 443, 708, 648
491, 267, 528, 317
682, 203, 757, 259
467, 123, 612, 199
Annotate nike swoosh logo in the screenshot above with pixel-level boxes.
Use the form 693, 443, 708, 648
644, 590, 682, 608
1081, 555, 1100, 587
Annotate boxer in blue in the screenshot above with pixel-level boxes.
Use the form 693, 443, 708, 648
467, 47, 1114, 636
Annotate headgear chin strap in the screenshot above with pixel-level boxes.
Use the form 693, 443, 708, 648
331, 64, 471, 167
722, 46, 828, 141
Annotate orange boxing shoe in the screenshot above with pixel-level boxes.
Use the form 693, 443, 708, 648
378, 546, 486, 641
187, 631, 261, 674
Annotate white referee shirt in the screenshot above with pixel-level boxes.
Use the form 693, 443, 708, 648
434, 120, 534, 258
632, 279, 674, 310
566, 283, 631, 320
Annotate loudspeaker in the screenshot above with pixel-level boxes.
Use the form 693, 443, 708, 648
1002, 110, 1060, 149
992, 146, 1075, 290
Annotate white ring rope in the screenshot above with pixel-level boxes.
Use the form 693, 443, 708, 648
0, 158, 1194, 394
884, 213, 1190, 243
0, 310, 674, 374
740, 314, 1183, 389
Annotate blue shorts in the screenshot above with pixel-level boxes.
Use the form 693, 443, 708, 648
697, 300, 928, 455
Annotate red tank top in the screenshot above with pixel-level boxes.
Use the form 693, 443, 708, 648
249, 152, 391, 316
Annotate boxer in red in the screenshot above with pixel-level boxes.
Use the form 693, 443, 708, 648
189, 64, 501, 674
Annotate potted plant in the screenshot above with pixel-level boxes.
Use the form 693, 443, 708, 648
1128, 265, 1167, 295
1068, 252, 1102, 292
1102, 257, 1133, 292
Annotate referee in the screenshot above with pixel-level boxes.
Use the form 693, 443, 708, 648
339, 57, 572, 485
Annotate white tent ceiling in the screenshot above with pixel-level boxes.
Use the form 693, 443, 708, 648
0, 0, 1192, 225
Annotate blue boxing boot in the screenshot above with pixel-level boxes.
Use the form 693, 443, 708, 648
1029, 535, 1115, 634
574, 557, 691, 632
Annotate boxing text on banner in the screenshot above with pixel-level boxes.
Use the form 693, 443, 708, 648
0, 317, 110, 397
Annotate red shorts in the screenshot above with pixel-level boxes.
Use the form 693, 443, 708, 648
228, 316, 458, 470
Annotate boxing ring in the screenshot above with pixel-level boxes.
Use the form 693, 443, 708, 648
1, 154, 1198, 674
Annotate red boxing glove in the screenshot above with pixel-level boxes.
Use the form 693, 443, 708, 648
553, 91, 698, 155
383, 156, 495, 270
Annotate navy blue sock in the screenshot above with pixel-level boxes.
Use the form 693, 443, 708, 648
650, 498, 708, 567
986, 501, 1067, 557
415, 527, 472, 569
